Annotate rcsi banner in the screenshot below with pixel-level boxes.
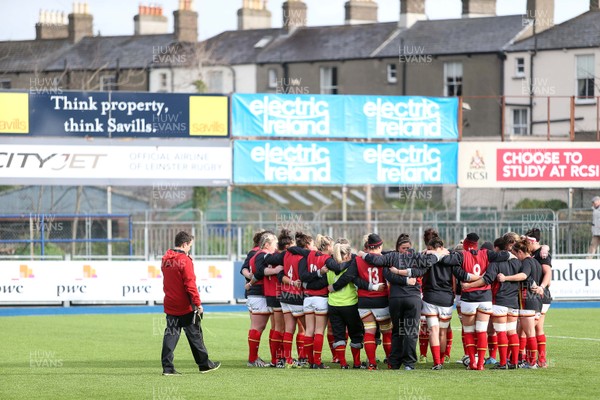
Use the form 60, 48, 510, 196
459, 142, 600, 188
234, 140, 345, 184
232, 94, 459, 140
1, 91, 228, 138
0, 143, 231, 186
550, 260, 600, 300
345, 142, 458, 185
0, 261, 234, 303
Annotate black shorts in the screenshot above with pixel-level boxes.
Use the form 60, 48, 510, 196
266, 296, 281, 309
542, 287, 553, 305
523, 295, 542, 313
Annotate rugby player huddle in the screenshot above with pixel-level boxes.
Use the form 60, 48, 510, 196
241, 227, 551, 370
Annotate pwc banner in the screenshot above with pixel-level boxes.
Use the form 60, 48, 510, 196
232, 94, 459, 140
0, 142, 232, 186
459, 142, 600, 188
0, 261, 234, 303
233, 140, 457, 185
0, 91, 228, 138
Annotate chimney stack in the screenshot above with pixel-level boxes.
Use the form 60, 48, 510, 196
526, 0, 554, 33
135, 3, 168, 35
238, 0, 272, 30
36, 10, 69, 39
399, 0, 426, 29
345, 0, 378, 25
68, 1, 93, 43
173, 0, 198, 42
591, 0, 599, 10
462, 0, 496, 18
282, 0, 307, 30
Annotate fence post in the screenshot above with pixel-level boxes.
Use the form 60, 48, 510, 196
144, 210, 149, 260
41, 214, 45, 259
29, 214, 34, 260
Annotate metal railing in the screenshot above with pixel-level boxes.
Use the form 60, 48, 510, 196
1, 209, 597, 260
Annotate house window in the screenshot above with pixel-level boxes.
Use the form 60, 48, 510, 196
512, 108, 529, 135
320, 67, 338, 94
0, 80, 11, 89
444, 62, 462, 96
268, 69, 278, 89
576, 54, 595, 101
208, 70, 223, 93
160, 73, 168, 89
515, 57, 525, 78
387, 64, 397, 84
99, 75, 117, 91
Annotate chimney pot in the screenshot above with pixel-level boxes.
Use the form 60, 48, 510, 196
345, 0, 378, 25
238, 0, 272, 30
399, 0, 426, 28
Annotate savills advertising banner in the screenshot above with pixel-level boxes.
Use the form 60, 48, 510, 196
459, 142, 600, 188
232, 94, 459, 140
0, 143, 232, 186
0, 261, 234, 303
0, 91, 228, 138
234, 140, 457, 185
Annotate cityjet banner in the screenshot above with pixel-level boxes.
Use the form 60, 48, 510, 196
0, 261, 234, 303
234, 140, 457, 185
550, 260, 600, 300
0, 91, 228, 137
459, 142, 600, 188
0, 143, 231, 186
232, 94, 459, 139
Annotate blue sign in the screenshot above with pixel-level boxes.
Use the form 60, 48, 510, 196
234, 140, 346, 185
234, 140, 458, 185
232, 94, 458, 140
345, 142, 458, 185
24, 91, 229, 138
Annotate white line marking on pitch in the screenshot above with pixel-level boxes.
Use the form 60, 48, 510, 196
547, 335, 600, 342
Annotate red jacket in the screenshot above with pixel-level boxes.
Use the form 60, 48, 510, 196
162, 249, 201, 316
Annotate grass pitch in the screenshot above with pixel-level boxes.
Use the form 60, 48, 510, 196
0, 308, 599, 400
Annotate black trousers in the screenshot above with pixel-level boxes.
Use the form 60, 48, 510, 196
161, 312, 215, 372
388, 296, 422, 368
328, 304, 364, 347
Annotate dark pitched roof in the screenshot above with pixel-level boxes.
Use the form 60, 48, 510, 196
256, 22, 399, 63
506, 10, 600, 52
0, 39, 71, 72
199, 28, 285, 65
44, 34, 178, 71
376, 15, 526, 58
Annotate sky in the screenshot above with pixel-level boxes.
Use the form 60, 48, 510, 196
0, 0, 592, 41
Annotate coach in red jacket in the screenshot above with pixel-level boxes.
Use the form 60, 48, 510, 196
160, 231, 220, 375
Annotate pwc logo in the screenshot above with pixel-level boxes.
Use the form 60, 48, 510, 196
82, 265, 97, 279
20, 264, 34, 279
208, 265, 222, 279
148, 265, 162, 279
